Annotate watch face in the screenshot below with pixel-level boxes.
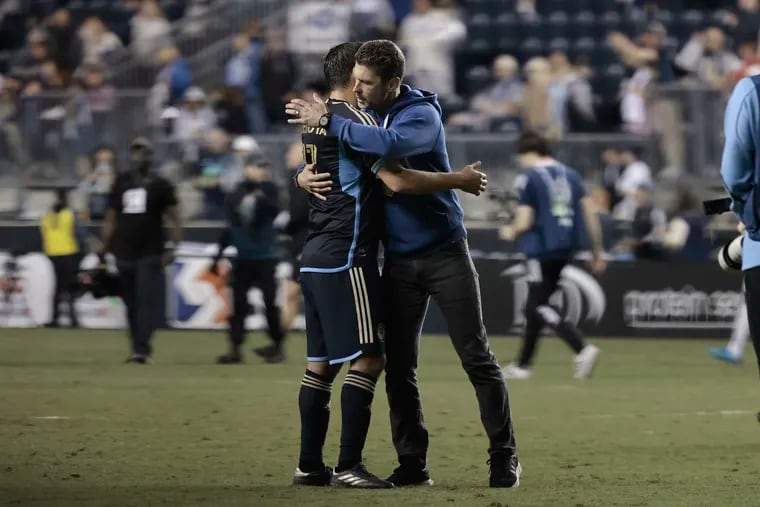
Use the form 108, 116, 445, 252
320, 114, 330, 127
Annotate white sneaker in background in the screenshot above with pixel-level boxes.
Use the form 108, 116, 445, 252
501, 363, 532, 380
573, 345, 600, 379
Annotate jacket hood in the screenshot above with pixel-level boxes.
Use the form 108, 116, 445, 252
387, 84, 442, 116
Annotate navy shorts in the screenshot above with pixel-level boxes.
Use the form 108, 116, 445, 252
300, 263, 385, 364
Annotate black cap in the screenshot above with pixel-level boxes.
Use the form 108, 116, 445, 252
129, 136, 153, 152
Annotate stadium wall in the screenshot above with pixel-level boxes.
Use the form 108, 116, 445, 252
0, 224, 742, 339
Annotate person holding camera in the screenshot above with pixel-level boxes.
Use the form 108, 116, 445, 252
40, 189, 85, 328
720, 75, 760, 386
101, 137, 182, 364
212, 158, 285, 365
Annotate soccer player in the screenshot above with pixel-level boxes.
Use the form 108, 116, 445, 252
719, 75, 760, 383
286, 40, 519, 488
498, 132, 605, 380
101, 137, 181, 363
291, 42, 486, 489
212, 159, 285, 364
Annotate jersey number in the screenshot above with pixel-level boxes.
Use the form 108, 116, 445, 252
122, 188, 147, 214
303, 144, 318, 165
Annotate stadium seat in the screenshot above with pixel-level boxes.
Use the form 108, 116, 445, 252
568, 11, 596, 39
519, 37, 545, 60
464, 65, 493, 95
570, 37, 597, 62
548, 37, 570, 53
465, 0, 495, 16
600, 10, 623, 34
546, 11, 570, 39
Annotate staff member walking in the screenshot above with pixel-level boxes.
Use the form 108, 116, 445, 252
102, 137, 182, 363
40, 189, 84, 328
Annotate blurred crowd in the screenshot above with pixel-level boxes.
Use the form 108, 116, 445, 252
0, 0, 757, 239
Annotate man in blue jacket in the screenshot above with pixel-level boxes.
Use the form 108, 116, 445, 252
720, 75, 760, 387
286, 39, 520, 489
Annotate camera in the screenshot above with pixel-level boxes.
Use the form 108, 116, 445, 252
703, 197, 743, 272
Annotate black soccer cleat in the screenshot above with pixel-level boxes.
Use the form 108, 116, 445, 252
488, 453, 522, 488
216, 352, 243, 364
124, 354, 149, 364
331, 463, 394, 489
293, 466, 333, 486
386, 465, 434, 487
254, 344, 285, 364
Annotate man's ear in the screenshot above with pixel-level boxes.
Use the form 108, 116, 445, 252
387, 77, 401, 93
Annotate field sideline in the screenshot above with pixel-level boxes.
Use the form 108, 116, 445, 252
2, 329, 760, 506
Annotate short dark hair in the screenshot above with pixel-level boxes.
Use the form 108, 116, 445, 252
517, 131, 552, 156
323, 41, 363, 90
355, 40, 405, 82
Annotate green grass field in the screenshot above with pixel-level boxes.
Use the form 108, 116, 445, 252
2, 330, 760, 507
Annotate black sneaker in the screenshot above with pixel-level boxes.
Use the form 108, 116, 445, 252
331, 463, 394, 489
254, 344, 285, 364
488, 454, 522, 488
293, 466, 333, 486
386, 465, 434, 487
125, 354, 149, 364
216, 352, 243, 364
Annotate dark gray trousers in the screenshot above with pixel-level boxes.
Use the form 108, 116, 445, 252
117, 255, 163, 356
383, 239, 517, 466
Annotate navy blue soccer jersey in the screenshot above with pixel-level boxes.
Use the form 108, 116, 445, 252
515, 163, 588, 260
300, 100, 384, 272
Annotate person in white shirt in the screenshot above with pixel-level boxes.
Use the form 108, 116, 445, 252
397, 0, 466, 97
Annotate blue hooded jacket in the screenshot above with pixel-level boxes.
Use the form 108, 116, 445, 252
328, 85, 466, 258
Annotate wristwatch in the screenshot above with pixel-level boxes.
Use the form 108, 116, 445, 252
318, 113, 333, 128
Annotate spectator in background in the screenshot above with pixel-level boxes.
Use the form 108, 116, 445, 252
221, 134, 263, 194
548, 50, 596, 135
79, 16, 124, 65
397, 0, 466, 98
587, 186, 619, 253
720, 0, 760, 48
9, 29, 50, 82
610, 23, 684, 174
661, 186, 712, 261
79, 145, 117, 220
614, 148, 653, 217
225, 33, 253, 91
727, 40, 760, 88
261, 28, 297, 126
350, 0, 396, 41
45, 8, 82, 76
194, 129, 234, 220
156, 46, 192, 105
675, 27, 742, 90
608, 22, 675, 83
627, 184, 667, 260
244, 22, 267, 134
0, 76, 27, 169
600, 148, 624, 209
212, 86, 249, 136
174, 86, 216, 171
130, 0, 172, 66
74, 62, 117, 158
286, 0, 351, 84
520, 57, 554, 136
448, 54, 523, 130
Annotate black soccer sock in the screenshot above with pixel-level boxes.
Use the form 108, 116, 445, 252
298, 370, 332, 473
336, 370, 377, 472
